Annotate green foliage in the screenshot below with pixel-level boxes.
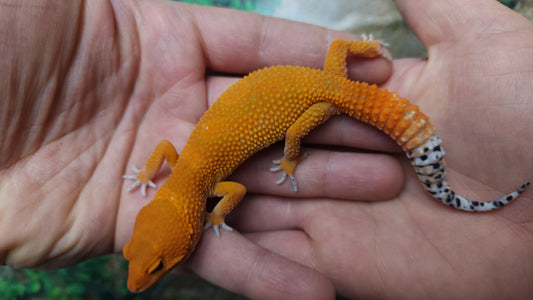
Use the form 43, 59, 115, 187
177, 0, 255, 11
0, 255, 133, 300
0, 276, 25, 300
173, 0, 281, 14
498, 0, 521, 8
0, 254, 244, 299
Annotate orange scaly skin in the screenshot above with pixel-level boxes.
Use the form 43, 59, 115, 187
122, 39, 530, 292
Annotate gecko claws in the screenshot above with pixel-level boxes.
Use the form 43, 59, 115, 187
360, 33, 392, 60
213, 223, 233, 238
204, 221, 233, 238
270, 160, 287, 184
124, 178, 141, 191
289, 175, 298, 192
275, 172, 287, 184
123, 165, 156, 197
270, 166, 282, 172
270, 159, 299, 191
270, 158, 283, 168
272, 172, 298, 191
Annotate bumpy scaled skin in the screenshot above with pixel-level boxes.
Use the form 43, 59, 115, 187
123, 39, 530, 292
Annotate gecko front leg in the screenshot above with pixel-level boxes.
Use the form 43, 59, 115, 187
123, 140, 179, 196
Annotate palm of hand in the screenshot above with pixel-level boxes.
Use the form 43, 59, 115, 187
0, 3, 221, 267
0, 0, 391, 272
234, 5, 533, 299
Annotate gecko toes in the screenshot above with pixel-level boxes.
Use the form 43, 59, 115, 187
204, 221, 233, 238
270, 157, 302, 192
123, 165, 157, 197
275, 172, 287, 184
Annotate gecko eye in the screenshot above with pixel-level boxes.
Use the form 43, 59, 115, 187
148, 259, 165, 274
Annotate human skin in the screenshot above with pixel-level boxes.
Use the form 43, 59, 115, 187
0, 0, 532, 299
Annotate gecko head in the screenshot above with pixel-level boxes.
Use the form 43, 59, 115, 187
123, 199, 197, 293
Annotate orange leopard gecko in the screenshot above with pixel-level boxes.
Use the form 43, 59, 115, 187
122, 38, 530, 292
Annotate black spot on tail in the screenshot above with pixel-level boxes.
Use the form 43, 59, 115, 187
518, 181, 531, 193
445, 193, 453, 203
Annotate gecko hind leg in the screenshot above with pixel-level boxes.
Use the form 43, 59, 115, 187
324, 37, 391, 78
270, 102, 339, 192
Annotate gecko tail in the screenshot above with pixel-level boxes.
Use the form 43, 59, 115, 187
426, 180, 530, 212
431, 179, 530, 212
407, 136, 531, 212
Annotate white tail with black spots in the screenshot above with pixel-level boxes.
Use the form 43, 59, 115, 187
407, 136, 530, 212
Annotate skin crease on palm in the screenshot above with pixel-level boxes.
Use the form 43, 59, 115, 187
0, 0, 531, 299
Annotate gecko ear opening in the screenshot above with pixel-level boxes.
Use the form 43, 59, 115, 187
148, 259, 164, 274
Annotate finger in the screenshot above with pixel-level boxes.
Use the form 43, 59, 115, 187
225, 195, 302, 232
188, 4, 391, 80
225, 195, 331, 234
227, 193, 379, 235
188, 230, 335, 300
244, 230, 313, 264
229, 147, 404, 201
394, 0, 529, 47
304, 115, 400, 153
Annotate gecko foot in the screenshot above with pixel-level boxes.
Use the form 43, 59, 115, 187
204, 220, 233, 238
270, 153, 308, 192
123, 165, 156, 197
361, 33, 391, 60
204, 212, 233, 238
270, 164, 298, 192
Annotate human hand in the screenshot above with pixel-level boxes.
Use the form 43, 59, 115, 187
0, 0, 395, 299
214, 0, 533, 299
